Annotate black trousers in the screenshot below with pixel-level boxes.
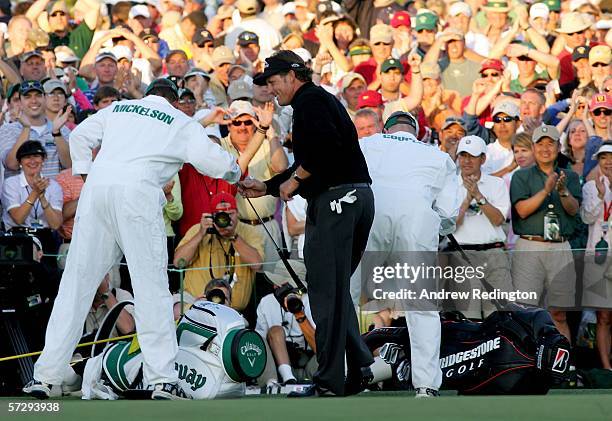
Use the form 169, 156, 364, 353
303, 185, 375, 396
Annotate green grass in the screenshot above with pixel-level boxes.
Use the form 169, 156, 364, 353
1, 390, 612, 421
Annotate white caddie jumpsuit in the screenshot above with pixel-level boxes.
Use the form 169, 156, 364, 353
34, 95, 241, 386
357, 131, 461, 390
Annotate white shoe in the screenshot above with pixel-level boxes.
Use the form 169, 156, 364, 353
23, 380, 61, 399
415, 387, 439, 398
151, 383, 189, 400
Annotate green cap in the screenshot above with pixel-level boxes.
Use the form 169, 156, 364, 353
381, 58, 404, 73
144, 78, 179, 97
541, 0, 560, 12
415, 12, 438, 31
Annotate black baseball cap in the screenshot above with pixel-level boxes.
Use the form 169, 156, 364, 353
16, 140, 47, 161
253, 51, 306, 86
20, 80, 45, 95
193, 29, 214, 47
572, 45, 590, 62
166, 75, 184, 89
238, 31, 259, 47
6, 83, 21, 100
144, 78, 179, 97
178, 88, 195, 99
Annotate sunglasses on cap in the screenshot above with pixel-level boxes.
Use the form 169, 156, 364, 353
593, 108, 612, 116
231, 120, 254, 127
493, 115, 517, 123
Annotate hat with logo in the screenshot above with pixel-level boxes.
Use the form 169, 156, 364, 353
541, 0, 560, 12
253, 51, 306, 86
590, 93, 612, 111
457, 135, 486, 156
556, 12, 591, 34
316, 1, 341, 20
129, 4, 150, 19
236, 0, 258, 14
593, 142, 612, 160
212, 46, 236, 67
193, 29, 214, 47
572, 45, 591, 61
358, 90, 383, 108
415, 12, 438, 31
20, 50, 43, 63
43, 79, 69, 96
16, 140, 47, 161
530, 3, 549, 20
144, 78, 179, 97
589, 45, 611, 66
492, 101, 520, 118
228, 79, 254, 101
483, 0, 511, 13
184, 67, 211, 80
211, 192, 237, 211
449, 2, 472, 17
532, 125, 560, 143
54, 45, 78, 64
229, 100, 257, 118
381, 58, 404, 73
479, 58, 504, 74
442, 116, 466, 131
238, 31, 259, 47
95, 51, 118, 63
341, 72, 366, 91
420, 62, 441, 79
19, 80, 44, 95
265, 259, 307, 289
383, 110, 419, 133
370, 23, 393, 44
390, 11, 411, 28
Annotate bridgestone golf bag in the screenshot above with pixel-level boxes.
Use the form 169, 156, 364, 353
363, 307, 571, 394
82, 300, 267, 399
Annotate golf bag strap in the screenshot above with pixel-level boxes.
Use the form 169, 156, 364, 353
92, 300, 135, 357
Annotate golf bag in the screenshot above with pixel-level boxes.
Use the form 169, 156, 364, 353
363, 307, 571, 394
82, 300, 266, 399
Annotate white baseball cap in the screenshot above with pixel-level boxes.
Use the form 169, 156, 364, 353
593, 142, 612, 160
229, 100, 256, 119
292, 48, 312, 63
492, 101, 520, 119
449, 2, 472, 17
112, 45, 133, 62
129, 4, 150, 19
457, 135, 487, 156
529, 3, 549, 20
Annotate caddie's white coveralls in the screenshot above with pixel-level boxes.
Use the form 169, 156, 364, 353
34, 95, 241, 386
358, 131, 461, 390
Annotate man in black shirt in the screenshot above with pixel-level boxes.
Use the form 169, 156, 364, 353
241, 50, 374, 397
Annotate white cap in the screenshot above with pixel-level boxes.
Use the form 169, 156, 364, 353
595, 20, 612, 30
529, 3, 549, 20
129, 4, 150, 19
569, 0, 589, 11
321, 63, 333, 75
112, 45, 133, 62
229, 100, 256, 118
292, 47, 312, 63
282, 2, 296, 16
449, 2, 472, 17
457, 135, 487, 156
593, 143, 612, 160
492, 101, 520, 119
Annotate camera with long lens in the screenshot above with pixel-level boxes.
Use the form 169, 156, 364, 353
273, 283, 304, 314
205, 288, 227, 305
0, 232, 39, 313
206, 211, 232, 234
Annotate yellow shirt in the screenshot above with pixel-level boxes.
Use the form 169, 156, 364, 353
220, 136, 279, 220
179, 222, 264, 311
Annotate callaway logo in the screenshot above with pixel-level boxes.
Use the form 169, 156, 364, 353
440, 337, 501, 369
241, 342, 263, 367
551, 348, 570, 373
175, 362, 207, 391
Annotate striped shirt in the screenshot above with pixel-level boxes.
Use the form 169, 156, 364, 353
0, 121, 71, 179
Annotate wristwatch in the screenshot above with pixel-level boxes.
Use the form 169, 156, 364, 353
292, 171, 304, 184
477, 197, 487, 206
52, 131, 62, 137
559, 190, 570, 198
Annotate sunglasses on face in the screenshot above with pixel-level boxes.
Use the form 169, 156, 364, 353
493, 115, 517, 123
569, 30, 585, 36
231, 120, 254, 127
50, 11, 66, 17
416, 29, 432, 34
592, 62, 609, 68
178, 98, 196, 104
517, 56, 533, 62
593, 109, 612, 116
483, 72, 500, 78
373, 42, 391, 46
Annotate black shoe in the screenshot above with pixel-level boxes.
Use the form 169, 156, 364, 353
345, 366, 374, 396
415, 387, 440, 398
283, 378, 297, 385
287, 384, 336, 398
151, 383, 189, 400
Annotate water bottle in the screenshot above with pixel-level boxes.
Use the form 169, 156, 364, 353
543, 204, 561, 241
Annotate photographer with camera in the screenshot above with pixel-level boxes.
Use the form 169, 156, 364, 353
256, 260, 316, 386
173, 192, 263, 312
173, 278, 233, 320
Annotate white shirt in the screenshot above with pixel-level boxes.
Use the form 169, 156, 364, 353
454, 173, 510, 245
581, 178, 612, 251
255, 293, 314, 350
482, 140, 514, 175
225, 18, 282, 58
258, 4, 285, 31
69, 95, 241, 188
283, 195, 307, 258
465, 31, 490, 57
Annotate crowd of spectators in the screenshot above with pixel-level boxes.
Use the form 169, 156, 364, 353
0, 0, 611, 383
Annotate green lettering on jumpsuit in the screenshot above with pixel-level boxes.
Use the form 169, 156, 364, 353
112, 103, 174, 125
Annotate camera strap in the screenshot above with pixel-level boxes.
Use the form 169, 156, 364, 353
208, 236, 236, 280
244, 196, 307, 293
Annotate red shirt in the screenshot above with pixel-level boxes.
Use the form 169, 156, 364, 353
558, 50, 575, 87
355, 57, 413, 86
177, 164, 237, 237
461, 95, 492, 126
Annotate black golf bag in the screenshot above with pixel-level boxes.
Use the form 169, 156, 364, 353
363, 307, 571, 394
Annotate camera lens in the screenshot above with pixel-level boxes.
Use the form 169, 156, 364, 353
213, 211, 232, 228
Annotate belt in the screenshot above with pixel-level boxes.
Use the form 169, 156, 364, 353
449, 242, 505, 251
328, 183, 370, 191
520, 235, 566, 243
239, 215, 274, 226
